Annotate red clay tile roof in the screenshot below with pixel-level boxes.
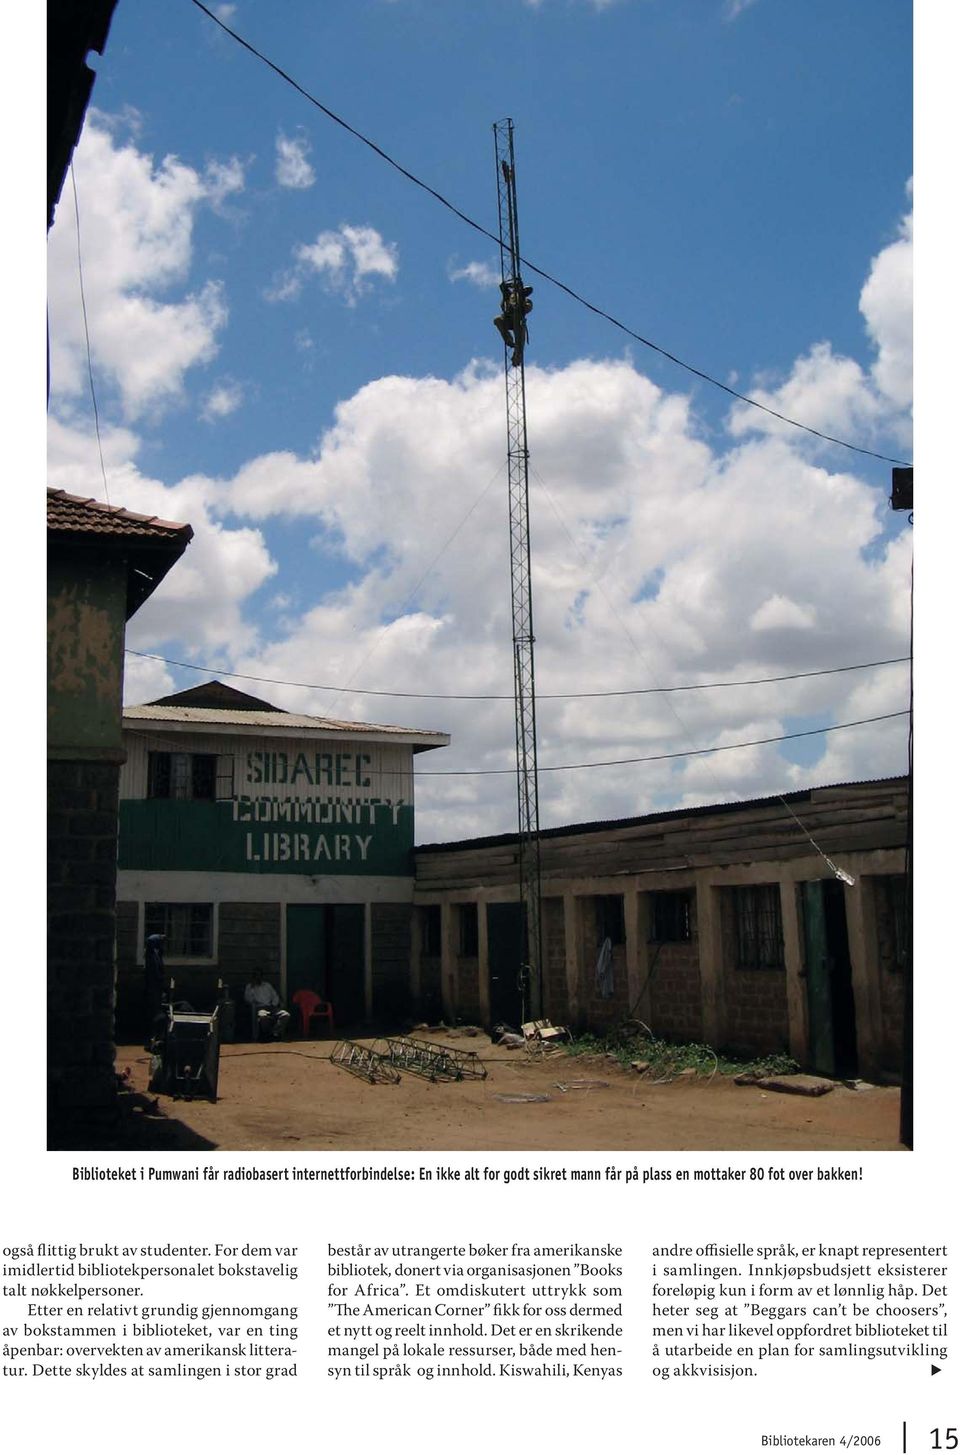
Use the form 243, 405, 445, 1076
48, 487, 193, 619
47, 487, 193, 543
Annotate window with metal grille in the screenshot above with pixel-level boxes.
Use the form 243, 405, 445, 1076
733, 885, 784, 969
458, 903, 479, 957
596, 894, 625, 946
145, 903, 215, 959
651, 890, 692, 943
148, 752, 233, 801
422, 905, 442, 957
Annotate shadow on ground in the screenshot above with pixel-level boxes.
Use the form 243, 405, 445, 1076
48, 1077, 219, 1152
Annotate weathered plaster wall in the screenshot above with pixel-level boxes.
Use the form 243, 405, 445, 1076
48, 554, 127, 752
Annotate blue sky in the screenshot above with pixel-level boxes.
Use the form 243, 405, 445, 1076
45, 0, 914, 841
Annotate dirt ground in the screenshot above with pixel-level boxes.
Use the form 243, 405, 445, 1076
113, 1028, 904, 1153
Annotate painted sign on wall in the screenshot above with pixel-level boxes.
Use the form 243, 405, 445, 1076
118, 742, 416, 876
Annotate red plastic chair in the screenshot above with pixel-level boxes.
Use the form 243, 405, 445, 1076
292, 989, 335, 1038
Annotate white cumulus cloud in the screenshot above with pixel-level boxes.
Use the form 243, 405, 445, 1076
47, 417, 278, 658
201, 380, 245, 421
48, 338, 910, 840
275, 131, 315, 190
47, 117, 242, 419
860, 202, 913, 409
729, 192, 913, 451
267, 225, 399, 304
189, 343, 909, 840
449, 259, 500, 288
46, 138, 911, 840
204, 155, 246, 210
749, 595, 817, 633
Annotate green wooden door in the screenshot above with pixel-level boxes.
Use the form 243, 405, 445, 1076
286, 905, 328, 1003
801, 881, 835, 1076
287, 904, 366, 1026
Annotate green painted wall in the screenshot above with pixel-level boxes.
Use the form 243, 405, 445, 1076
119, 798, 415, 876
48, 553, 127, 751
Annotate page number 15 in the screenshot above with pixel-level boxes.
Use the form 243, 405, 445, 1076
930, 1432, 958, 1451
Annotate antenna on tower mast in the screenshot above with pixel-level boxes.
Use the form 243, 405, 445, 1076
493, 118, 542, 1022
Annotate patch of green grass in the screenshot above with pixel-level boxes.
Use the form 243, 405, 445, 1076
563, 1029, 798, 1080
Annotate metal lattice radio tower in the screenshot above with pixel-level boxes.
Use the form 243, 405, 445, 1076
493, 118, 542, 1020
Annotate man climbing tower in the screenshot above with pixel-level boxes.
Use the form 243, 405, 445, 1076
494, 278, 533, 367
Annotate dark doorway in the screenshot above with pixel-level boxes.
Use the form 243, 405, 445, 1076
286, 904, 366, 1028
801, 880, 858, 1077
328, 903, 366, 1026
486, 901, 524, 1029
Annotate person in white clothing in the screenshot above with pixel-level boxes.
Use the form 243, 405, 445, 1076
244, 970, 291, 1041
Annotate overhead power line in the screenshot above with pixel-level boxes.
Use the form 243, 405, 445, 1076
69, 162, 109, 505
188, 0, 911, 469
526, 459, 886, 882
127, 709, 907, 780
414, 711, 909, 776
125, 647, 909, 702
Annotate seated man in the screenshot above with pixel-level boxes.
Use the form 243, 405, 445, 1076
244, 971, 291, 1041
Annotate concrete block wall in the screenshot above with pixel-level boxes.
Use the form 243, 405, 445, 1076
717, 889, 789, 1054
722, 967, 790, 1054
648, 941, 703, 1042
542, 896, 569, 1022
114, 900, 282, 1036
577, 897, 630, 1029
214, 902, 283, 1036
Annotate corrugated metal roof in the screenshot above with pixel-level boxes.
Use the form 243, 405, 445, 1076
123, 702, 450, 745
47, 487, 193, 543
415, 776, 908, 852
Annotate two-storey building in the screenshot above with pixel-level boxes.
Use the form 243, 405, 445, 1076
115, 681, 448, 1031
